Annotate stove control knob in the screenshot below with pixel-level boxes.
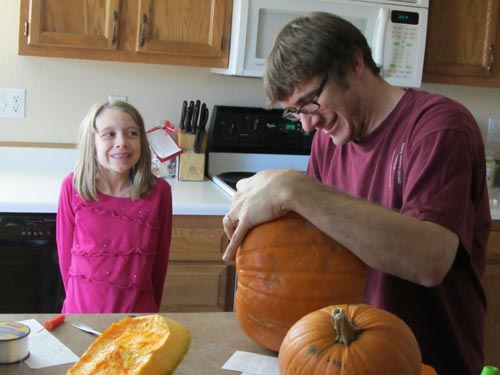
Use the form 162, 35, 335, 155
226, 122, 237, 137
266, 122, 278, 134
250, 118, 260, 132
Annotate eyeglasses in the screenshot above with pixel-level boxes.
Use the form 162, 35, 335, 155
282, 75, 329, 122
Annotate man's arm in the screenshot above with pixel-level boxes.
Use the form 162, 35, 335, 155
223, 169, 458, 287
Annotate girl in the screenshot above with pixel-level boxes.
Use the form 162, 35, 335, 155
56, 101, 172, 313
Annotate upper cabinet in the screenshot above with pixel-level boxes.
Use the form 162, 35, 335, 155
136, 0, 228, 58
26, 0, 120, 50
19, 0, 233, 68
423, 0, 500, 87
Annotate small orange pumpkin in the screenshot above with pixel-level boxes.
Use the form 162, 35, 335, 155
279, 304, 422, 375
235, 212, 366, 352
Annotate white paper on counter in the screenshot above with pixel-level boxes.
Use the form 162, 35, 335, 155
222, 351, 280, 375
18, 319, 79, 369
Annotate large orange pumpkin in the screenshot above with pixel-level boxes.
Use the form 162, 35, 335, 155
235, 212, 366, 352
279, 304, 422, 375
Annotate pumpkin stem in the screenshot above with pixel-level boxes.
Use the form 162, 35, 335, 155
332, 307, 363, 346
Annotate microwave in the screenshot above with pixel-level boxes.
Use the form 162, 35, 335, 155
212, 0, 429, 88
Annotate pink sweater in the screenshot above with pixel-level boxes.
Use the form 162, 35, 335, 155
56, 173, 172, 313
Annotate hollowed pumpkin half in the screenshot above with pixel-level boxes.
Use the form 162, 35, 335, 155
67, 314, 191, 375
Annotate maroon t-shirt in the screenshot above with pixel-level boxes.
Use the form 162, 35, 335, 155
307, 89, 490, 375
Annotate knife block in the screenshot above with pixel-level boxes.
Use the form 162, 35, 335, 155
177, 132, 207, 181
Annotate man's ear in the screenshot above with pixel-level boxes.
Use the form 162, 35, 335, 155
351, 49, 365, 78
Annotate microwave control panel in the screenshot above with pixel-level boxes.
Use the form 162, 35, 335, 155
383, 10, 422, 82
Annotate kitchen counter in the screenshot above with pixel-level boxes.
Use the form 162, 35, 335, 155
0, 171, 232, 215
2, 146, 500, 219
0, 147, 231, 215
0, 312, 275, 374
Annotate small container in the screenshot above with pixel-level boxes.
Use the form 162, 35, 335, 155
0, 321, 30, 364
486, 150, 496, 188
482, 366, 500, 375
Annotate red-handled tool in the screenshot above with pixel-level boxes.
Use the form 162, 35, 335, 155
43, 314, 65, 331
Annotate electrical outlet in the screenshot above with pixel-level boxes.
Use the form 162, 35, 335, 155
0, 88, 26, 119
488, 118, 500, 143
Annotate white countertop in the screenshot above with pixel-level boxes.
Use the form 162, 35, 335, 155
0, 171, 232, 215
0, 146, 231, 215
1, 146, 499, 219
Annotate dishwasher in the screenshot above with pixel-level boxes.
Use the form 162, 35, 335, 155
0, 213, 64, 313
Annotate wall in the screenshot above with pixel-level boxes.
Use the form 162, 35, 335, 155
0, 0, 266, 144
2, 0, 500, 152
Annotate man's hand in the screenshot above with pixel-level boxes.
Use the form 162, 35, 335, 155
222, 169, 298, 262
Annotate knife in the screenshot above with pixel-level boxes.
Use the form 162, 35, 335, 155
194, 103, 209, 153
179, 100, 187, 131
191, 100, 201, 134
184, 100, 194, 133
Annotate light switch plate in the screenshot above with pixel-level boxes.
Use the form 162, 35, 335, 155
0, 88, 26, 118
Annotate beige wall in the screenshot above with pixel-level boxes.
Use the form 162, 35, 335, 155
2, 0, 500, 152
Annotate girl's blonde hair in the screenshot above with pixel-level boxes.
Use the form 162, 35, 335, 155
73, 101, 156, 201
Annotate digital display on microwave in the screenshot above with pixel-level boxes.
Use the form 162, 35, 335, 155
391, 10, 419, 25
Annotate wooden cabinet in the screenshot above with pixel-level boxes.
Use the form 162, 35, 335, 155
423, 0, 500, 87
136, 0, 228, 59
484, 221, 500, 366
25, 0, 120, 50
160, 215, 235, 312
19, 0, 233, 68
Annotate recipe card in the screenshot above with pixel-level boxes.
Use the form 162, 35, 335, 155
18, 319, 79, 369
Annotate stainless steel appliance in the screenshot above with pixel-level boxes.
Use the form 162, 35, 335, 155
0, 213, 64, 313
206, 105, 314, 195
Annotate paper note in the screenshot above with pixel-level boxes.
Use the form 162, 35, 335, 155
18, 319, 79, 369
222, 351, 280, 375
147, 127, 183, 162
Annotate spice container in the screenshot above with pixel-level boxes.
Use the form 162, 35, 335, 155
486, 150, 496, 187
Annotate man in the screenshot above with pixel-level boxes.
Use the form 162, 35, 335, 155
222, 12, 490, 375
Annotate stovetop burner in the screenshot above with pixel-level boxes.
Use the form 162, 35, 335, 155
217, 171, 256, 190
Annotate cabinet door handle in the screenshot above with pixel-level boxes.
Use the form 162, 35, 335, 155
139, 14, 147, 47
488, 44, 494, 74
111, 10, 118, 45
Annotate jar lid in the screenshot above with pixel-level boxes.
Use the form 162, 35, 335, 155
0, 322, 30, 341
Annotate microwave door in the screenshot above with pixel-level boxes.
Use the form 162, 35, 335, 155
244, 0, 311, 76
244, 0, 381, 76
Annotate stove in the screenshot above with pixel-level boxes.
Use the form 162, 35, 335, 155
206, 105, 314, 196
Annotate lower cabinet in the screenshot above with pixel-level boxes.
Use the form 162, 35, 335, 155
484, 221, 500, 366
160, 215, 235, 312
